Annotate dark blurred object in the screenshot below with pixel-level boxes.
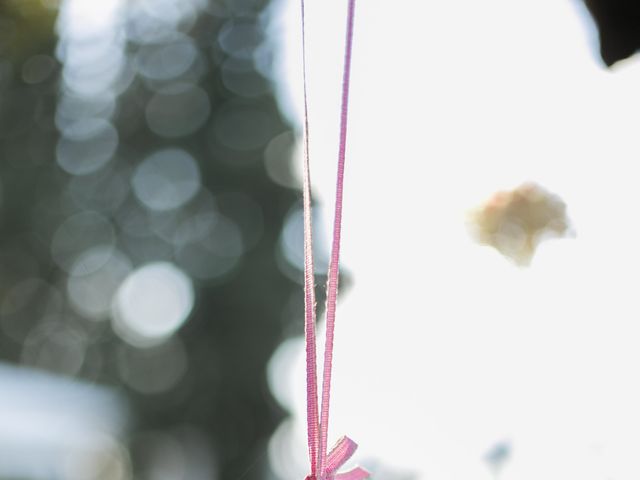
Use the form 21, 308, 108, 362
583, 0, 640, 66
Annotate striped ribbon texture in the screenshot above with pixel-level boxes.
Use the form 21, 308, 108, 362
299, 1, 368, 479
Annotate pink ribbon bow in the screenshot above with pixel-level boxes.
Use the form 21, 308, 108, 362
305, 437, 369, 480
299, 1, 368, 479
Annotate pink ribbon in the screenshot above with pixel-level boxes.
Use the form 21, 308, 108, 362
300, 0, 368, 479
305, 437, 369, 480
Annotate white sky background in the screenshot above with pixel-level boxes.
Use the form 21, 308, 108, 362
266, 0, 640, 479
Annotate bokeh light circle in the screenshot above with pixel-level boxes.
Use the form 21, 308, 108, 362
132, 149, 201, 212
67, 247, 132, 321
56, 118, 118, 175
51, 211, 116, 272
174, 213, 244, 280
21, 322, 87, 376
218, 19, 263, 60
136, 37, 198, 81
111, 262, 194, 347
221, 57, 270, 98
56, 94, 116, 131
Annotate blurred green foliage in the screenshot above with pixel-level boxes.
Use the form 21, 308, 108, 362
0, 1, 306, 478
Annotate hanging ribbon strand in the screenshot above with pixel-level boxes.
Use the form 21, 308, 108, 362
300, 1, 368, 479
300, 0, 319, 474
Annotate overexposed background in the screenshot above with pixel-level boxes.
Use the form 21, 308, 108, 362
266, 1, 640, 479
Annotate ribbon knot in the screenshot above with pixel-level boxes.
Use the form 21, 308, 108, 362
323, 436, 369, 480
305, 436, 369, 480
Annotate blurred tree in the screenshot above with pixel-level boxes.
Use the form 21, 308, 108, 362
0, 1, 305, 479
